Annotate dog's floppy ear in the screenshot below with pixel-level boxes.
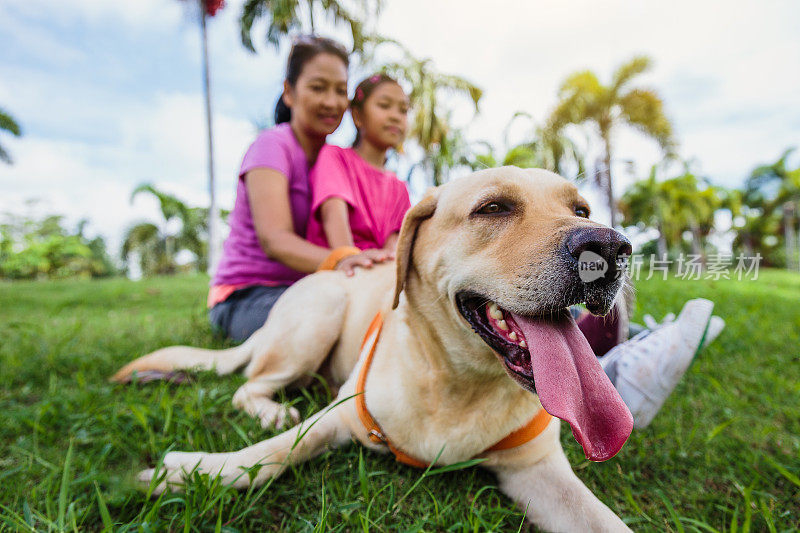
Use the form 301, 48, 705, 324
393, 190, 439, 309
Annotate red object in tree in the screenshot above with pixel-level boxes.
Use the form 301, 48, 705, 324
204, 0, 225, 16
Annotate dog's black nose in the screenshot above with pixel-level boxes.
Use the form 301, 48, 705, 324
565, 227, 632, 283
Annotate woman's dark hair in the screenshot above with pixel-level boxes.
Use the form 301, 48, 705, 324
350, 73, 400, 147
274, 35, 350, 125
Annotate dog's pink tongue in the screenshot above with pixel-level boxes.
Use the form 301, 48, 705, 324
509, 312, 633, 461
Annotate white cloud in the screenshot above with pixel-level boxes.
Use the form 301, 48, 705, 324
5, 0, 184, 30
0, 94, 254, 255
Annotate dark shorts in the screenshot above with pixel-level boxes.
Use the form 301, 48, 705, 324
208, 285, 290, 342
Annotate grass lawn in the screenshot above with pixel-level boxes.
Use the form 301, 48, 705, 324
1, 270, 799, 531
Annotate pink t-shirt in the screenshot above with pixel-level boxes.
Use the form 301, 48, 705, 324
212, 123, 311, 287
307, 146, 411, 250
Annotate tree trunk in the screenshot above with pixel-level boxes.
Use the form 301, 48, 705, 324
690, 224, 705, 266
656, 222, 668, 258
601, 131, 616, 227
200, 9, 220, 276
796, 202, 800, 271
783, 202, 797, 270
687, 214, 706, 267
308, 0, 315, 33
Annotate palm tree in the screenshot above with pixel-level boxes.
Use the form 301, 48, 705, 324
121, 222, 173, 276
123, 184, 210, 276
0, 107, 22, 165
498, 112, 586, 178
239, 0, 382, 53
744, 148, 800, 270
619, 164, 671, 257
175, 0, 225, 275
732, 208, 781, 265
381, 46, 482, 186
620, 165, 721, 263
664, 172, 721, 263
548, 56, 676, 226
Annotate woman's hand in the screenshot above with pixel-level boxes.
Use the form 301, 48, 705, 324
335, 248, 395, 276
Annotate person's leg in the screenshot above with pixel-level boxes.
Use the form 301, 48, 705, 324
209, 285, 290, 343
576, 311, 625, 358
608, 298, 719, 428
574, 292, 632, 358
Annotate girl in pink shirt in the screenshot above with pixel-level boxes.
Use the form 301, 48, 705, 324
307, 74, 412, 272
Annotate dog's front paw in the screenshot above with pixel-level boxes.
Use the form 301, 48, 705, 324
138, 451, 249, 494
232, 388, 301, 429
256, 403, 301, 429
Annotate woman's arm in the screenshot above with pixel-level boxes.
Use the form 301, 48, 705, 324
245, 168, 329, 273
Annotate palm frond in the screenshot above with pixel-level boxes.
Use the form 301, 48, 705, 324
120, 222, 160, 259
618, 88, 675, 154
0, 108, 22, 137
239, 0, 266, 53
0, 144, 11, 165
557, 70, 602, 98
611, 56, 652, 94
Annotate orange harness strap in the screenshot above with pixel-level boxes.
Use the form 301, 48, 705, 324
355, 312, 553, 468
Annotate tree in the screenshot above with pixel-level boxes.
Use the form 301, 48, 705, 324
548, 56, 676, 226
619, 164, 722, 263
175, 0, 225, 276
0, 208, 115, 280
619, 164, 671, 257
382, 45, 482, 186
239, 0, 382, 54
731, 202, 781, 265
0, 107, 22, 165
744, 148, 800, 270
663, 171, 721, 263
122, 184, 210, 277
474, 112, 586, 177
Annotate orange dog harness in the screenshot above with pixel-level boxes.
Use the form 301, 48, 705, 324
355, 312, 553, 468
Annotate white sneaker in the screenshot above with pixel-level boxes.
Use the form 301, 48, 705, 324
642, 311, 724, 350
612, 298, 714, 428
703, 316, 725, 347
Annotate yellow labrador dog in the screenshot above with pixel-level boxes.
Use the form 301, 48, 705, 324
113, 167, 635, 532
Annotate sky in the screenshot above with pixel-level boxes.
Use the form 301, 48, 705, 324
1, 0, 799, 259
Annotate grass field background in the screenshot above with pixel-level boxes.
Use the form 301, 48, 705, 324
1, 270, 799, 531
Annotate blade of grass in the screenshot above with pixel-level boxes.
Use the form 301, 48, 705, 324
705, 418, 736, 444
57, 439, 74, 531
93, 482, 113, 531
764, 456, 800, 488
0, 504, 36, 532
656, 489, 685, 533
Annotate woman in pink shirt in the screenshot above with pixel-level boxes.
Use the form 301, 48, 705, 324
209, 38, 391, 341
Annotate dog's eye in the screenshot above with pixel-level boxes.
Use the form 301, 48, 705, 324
574, 206, 590, 218
475, 201, 511, 215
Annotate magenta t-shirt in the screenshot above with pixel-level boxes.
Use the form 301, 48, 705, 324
213, 123, 311, 286
306, 146, 411, 250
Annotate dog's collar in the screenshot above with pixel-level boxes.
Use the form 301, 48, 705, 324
355, 312, 553, 468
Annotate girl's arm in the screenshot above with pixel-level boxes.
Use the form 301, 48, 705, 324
318, 197, 387, 275
382, 232, 399, 255
245, 168, 329, 273
318, 197, 355, 249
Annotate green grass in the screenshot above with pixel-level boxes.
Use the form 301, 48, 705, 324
1, 271, 799, 531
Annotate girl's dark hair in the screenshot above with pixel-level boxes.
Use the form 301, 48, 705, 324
350, 73, 400, 147
274, 35, 350, 125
